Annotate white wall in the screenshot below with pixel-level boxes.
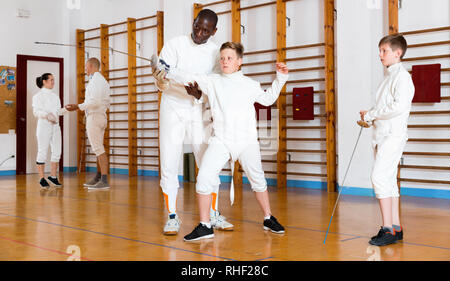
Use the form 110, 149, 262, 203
0, 0, 68, 171
336, 0, 386, 190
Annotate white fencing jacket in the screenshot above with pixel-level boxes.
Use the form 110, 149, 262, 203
168, 69, 288, 203
364, 62, 415, 146
169, 69, 289, 160
32, 87, 66, 119
79, 72, 111, 115
156, 34, 220, 109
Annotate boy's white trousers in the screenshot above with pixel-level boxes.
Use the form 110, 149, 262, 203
371, 135, 407, 199
196, 137, 267, 198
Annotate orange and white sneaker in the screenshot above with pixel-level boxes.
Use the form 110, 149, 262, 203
210, 211, 234, 231
163, 214, 181, 235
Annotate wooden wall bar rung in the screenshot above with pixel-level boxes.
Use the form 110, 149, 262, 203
284, 149, 327, 153
398, 178, 450, 185
286, 161, 327, 165
133, 100, 159, 104
239, 1, 276, 11
283, 172, 327, 177
108, 76, 128, 81
399, 165, 450, 171
202, 0, 231, 7
108, 21, 127, 28
246, 66, 325, 76
408, 124, 450, 128
133, 137, 159, 140
284, 137, 326, 141
261, 78, 324, 86
83, 36, 101, 41
285, 43, 325, 50
135, 145, 159, 149
286, 55, 325, 62
408, 40, 450, 48
107, 67, 128, 73
109, 162, 129, 166
400, 25, 450, 36
85, 27, 100, 32
403, 152, 450, 156
283, 126, 326, 130
107, 30, 128, 37
410, 110, 450, 115
244, 43, 324, 56
135, 74, 153, 79
135, 15, 157, 22
402, 54, 450, 62
245, 48, 277, 56
408, 138, 450, 142
135, 91, 159, 95
137, 163, 160, 167
110, 84, 128, 89
242, 60, 277, 67
134, 128, 158, 131
134, 82, 155, 87
134, 25, 157, 32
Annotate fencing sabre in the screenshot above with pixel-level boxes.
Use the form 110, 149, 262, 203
323, 120, 371, 244
34, 41, 152, 62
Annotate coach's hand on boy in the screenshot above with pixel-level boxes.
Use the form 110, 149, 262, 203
184, 81, 202, 100
276, 62, 289, 74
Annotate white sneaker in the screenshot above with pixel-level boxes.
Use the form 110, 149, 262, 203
210, 211, 234, 231
163, 214, 181, 235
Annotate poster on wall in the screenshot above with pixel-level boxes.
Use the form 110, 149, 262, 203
0, 66, 17, 134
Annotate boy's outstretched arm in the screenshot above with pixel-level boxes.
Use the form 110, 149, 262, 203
255, 63, 289, 106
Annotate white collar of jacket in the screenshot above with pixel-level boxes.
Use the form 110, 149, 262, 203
386, 62, 403, 75
89, 71, 100, 80
222, 70, 244, 79
188, 33, 214, 48
40, 87, 52, 93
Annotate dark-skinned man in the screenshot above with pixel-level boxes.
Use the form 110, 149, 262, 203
153, 9, 233, 235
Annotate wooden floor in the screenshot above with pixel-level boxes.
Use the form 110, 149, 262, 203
0, 172, 448, 261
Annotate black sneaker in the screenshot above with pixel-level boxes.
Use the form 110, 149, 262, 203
370, 227, 385, 240
395, 227, 403, 241
39, 178, 50, 189
369, 227, 397, 246
184, 223, 214, 242
47, 176, 62, 187
263, 215, 285, 234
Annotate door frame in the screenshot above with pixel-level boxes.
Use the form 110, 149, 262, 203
16, 55, 64, 175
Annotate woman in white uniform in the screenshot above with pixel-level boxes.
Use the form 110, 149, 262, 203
32, 73, 67, 189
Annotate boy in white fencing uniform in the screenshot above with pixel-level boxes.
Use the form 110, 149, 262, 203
66, 57, 111, 190
160, 42, 289, 241
360, 34, 414, 246
153, 9, 233, 235
32, 73, 67, 189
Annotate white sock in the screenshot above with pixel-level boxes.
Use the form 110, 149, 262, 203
200, 221, 211, 228
264, 215, 271, 220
